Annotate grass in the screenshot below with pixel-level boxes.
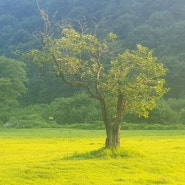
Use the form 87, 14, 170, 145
0, 128, 185, 185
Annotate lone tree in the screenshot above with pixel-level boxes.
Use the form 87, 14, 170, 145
25, 10, 168, 148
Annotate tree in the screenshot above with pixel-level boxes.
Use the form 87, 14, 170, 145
25, 9, 168, 147
0, 56, 27, 105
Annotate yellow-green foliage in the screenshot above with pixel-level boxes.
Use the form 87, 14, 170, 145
0, 129, 185, 185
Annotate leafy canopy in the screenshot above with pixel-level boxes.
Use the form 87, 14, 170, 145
104, 45, 168, 117
26, 28, 168, 119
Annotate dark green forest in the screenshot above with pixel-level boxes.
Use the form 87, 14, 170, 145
0, 0, 185, 128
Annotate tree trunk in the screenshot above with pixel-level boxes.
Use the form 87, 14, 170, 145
99, 93, 124, 148
105, 123, 121, 148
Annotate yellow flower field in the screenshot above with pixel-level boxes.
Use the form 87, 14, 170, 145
0, 129, 185, 185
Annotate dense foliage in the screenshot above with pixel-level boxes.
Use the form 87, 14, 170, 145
1, 93, 185, 129
0, 56, 27, 105
0, 0, 185, 127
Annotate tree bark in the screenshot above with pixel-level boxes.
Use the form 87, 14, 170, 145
100, 92, 124, 148
105, 123, 121, 148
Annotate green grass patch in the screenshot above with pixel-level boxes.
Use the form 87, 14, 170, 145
64, 147, 144, 160
61, 122, 185, 130
1, 128, 185, 138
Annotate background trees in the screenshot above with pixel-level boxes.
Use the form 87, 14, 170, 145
50, 93, 101, 124
0, 56, 27, 105
1, 0, 185, 102
0, 0, 185, 127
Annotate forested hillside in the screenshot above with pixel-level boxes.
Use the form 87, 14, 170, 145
0, 0, 185, 126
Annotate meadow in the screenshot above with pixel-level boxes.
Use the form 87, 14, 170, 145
0, 128, 185, 185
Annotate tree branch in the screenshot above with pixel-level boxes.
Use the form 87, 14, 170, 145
36, 0, 50, 37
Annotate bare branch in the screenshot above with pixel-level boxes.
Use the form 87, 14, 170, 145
36, 0, 50, 36
74, 18, 89, 35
